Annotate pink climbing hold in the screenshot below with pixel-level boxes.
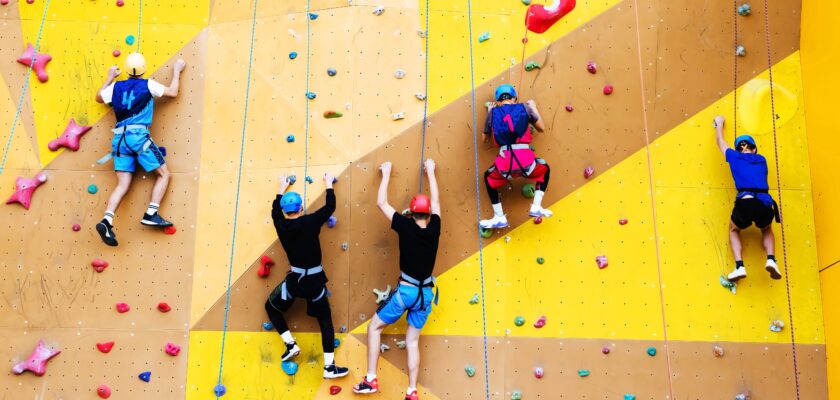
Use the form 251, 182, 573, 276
116, 0, 124, 6
112, 50, 121, 57
91, 259, 109, 273
115, 303, 130, 313
6, 172, 47, 210
258, 255, 274, 278
603, 85, 614, 95
534, 367, 544, 379
565, 105, 574, 112
602, 347, 610, 354
165, 342, 181, 356
48, 119, 92, 151
583, 166, 595, 179
587, 61, 597, 74
17, 43, 52, 83
26, 0, 33, 4
595, 255, 609, 269
534, 216, 543, 225
534, 315, 547, 328
0, 0, 8, 5
525, 0, 576, 34
11, 340, 60, 376
97, 384, 112, 399
157, 302, 171, 313
618, 218, 628, 225
96, 341, 115, 354
72, 224, 81, 232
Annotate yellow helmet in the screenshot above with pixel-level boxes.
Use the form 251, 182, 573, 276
125, 52, 147, 76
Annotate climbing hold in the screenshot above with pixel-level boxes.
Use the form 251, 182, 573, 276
289, 51, 298, 59
469, 294, 479, 305
339, 325, 347, 333
587, 61, 597, 74
373, 284, 392, 304
602, 347, 610, 354
288, 175, 297, 185
536, 257, 545, 265
327, 216, 338, 228
380, 343, 390, 353
525, 61, 540, 71
583, 166, 595, 179
713, 345, 725, 358
511, 390, 522, 400
624, 395, 636, 400
737, 3, 751, 16
522, 0, 531, 5
479, 227, 493, 238
396, 340, 406, 349
720, 275, 737, 294
97, 385, 112, 399
214, 384, 227, 397
305, 176, 314, 184
306, 91, 316, 99
735, 392, 752, 400
770, 320, 785, 332
525, 0, 576, 34
96, 341, 115, 353
262, 321, 273, 331
595, 255, 608, 269
514, 316, 525, 326
48, 119, 92, 151
603, 85, 614, 95
88, 184, 98, 194
138, 371, 151, 382
478, 32, 491, 43
392, 112, 405, 121
504, 236, 511, 243
157, 302, 171, 313
308, 12, 318, 20
646, 346, 657, 356
258, 255, 274, 278
91, 259, 109, 273
327, 68, 337, 76
417, 29, 427, 38
324, 111, 343, 119
5, 172, 47, 210
533, 216, 542, 225
165, 342, 181, 356
72, 224, 81, 232
521, 183, 536, 198
565, 105, 574, 112
534, 315, 546, 328
736, 45, 746, 57
11, 340, 60, 376
330, 385, 341, 395
465, 364, 476, 377
116, 0, 124, 6
113, 50, 121, 57
394, 69, 406, 79
286, 134, 295, 143
341, 242, 349, 250
619, 218, 628, 225
126, 35, 135, 45
578, 369, 590, 377
372, 5, 385, 16
115, 303, 130, 313
163, 226, 177, 235
17, 43, 52, 83
534, 367, 544, 379
415, 93, 426, 101
334, 338, 341, 349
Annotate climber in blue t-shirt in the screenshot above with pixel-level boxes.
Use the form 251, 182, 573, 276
714, 115, 782, 282
93, 53, 186, 246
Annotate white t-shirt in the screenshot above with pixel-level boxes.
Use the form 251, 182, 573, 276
100, 79, 166, 105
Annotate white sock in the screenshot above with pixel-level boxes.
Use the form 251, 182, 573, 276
103, 211, 114, 225
407, 387, 417, 395
280, 331, 295, 344
324, 352, 334, 366
366, 373, 377, 382
532, 190, 545, 208
146, 203, 160, 216
492, 203, 504, 217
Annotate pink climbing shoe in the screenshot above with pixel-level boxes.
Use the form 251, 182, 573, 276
352, 377, 379, 394
12, 340, 60, 376
405, 389, 420, 400
525, 0, 576, 34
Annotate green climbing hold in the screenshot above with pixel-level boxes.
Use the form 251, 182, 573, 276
578, 369, 590, 377
479, 227, 493, 238
536, 257, 545, 265
465, 364, 476, 377
521, 0, 532, 4
87, 184, 98, 194
646, 346, 657, 356
469, 294, 479, 305
521, 183, 536, 198
624, 395, 636, 400
737, 3, 751, 16
514, 316, 525, 326
324, 111, 343, 119
511, 390, 522, 400
525, 61, 541, 71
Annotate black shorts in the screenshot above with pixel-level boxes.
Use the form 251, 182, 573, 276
731, 197, 774, 229
267, 272, 331, 319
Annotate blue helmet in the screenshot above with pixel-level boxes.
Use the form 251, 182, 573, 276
734, 134, 756, 150
495, 84, 517, 101
280, 192, 303, 213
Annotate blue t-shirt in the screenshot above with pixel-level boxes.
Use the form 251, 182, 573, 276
725, 148, 774, 207
100, 78, 166, 127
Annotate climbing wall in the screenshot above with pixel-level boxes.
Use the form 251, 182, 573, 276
0, 0, 830, 399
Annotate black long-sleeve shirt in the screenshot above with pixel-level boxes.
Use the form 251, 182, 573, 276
271, 189, 335, 269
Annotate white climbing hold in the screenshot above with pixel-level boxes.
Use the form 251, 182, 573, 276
341, 242, 349, 250
345, 102, 352, 110
379, 344, 390, 353
504, 236, 511, 243
396, 340, 406, 349
417, 30, 427, 38
394, 69, 406, 79
373, 6, 385, 16
373, 284, 392, 304
392, 112, 405, 121
415, 93, 426, 101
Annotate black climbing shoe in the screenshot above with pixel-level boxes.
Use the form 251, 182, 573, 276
96, 219, 118, 247
281, 342, 300, 362
323, 363, 349, 379
141, 213, 174, 227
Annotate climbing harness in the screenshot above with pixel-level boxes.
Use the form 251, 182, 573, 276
278, 266, 328, 302
391, 272, 439, 312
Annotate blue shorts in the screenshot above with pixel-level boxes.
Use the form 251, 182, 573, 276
112, 128, 165, 173
376, 284, 435, 329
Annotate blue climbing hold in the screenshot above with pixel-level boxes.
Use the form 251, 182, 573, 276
138, 371, 151, 382
288, 175, 297, 185
306, 92, 316, 100
158, 146, 167, 156
624, 395, 636, 400
289, 51, 298, 59
308, 12, 319, 20
305, 176, 313, 184
281, 360, 298, 376
262, 321, 273, 331
334, 338, 341, 349
327, 216, 338, 228
125, 35, 135, 45
88, 184, 98, 194
327, 68, 337, 77
213, 384, 226, 397
478, 32, 490, 43
286, 134, 295, 143
646, 346, 657, 356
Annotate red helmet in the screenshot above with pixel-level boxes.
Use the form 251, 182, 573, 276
409, 194, 431, 214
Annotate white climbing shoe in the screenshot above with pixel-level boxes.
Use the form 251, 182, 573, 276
528, 206, 553, 218
479, 215, 509, 229
727, 267, 747, 281
765, 259, 782, 280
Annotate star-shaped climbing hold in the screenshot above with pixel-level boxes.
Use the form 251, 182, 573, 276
17, 43, 52, 83
48, 119, 92, 151
5, 172, 47, 210
11, 340, 61, 376
372, 284, 391, 304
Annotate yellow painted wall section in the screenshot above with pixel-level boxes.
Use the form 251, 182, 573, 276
801, 0, 840, 396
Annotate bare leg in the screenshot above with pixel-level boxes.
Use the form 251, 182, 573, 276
105, 172, 134, 217
728, 220, 743, 262
150, 164, 171, 205
406, 324, 422, 389
366, 314, 387, 376
761, 225, 775, 256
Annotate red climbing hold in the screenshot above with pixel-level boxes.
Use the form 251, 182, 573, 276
115, 303, 130, 313
26, 0, 34, 3
534, 315, 547, 328
595, 255, 609, 269
91, 259, 109, 273
116, 0, 124, 6
533, 216, 542, 224
603, 85, 614, 95
17, 43, 52, 83
330, 385, 342, 395
534, 367, 545, 379
258, 255, 274, 278
11, 340, 60, 376
565, 105, 574, 112
72, 224, 81, 232
157, 302, 171, 313
525, 0, 576, 34
6, 172, 47, 210
583, 166, 595, 179
619, 218, 628, 225
97, 385, 112, 399
587, 61, 597, 74
163, 226, 177, 235
48, 120, 91, 152
165, 342, 181, 356
96, 341, 115, 354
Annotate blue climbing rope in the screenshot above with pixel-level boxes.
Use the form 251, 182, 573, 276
418, 0, 430, 193
136, 0, 143, 53
0, 0, 53, 177
303, 0, 311, 212
214, 0, 259, 397
464, 2, 491, 399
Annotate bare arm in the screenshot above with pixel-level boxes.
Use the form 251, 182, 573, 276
95, 66, 121, 104
277, 174, 291, 195
424, 159, 441, 216
162, 59, 187, 98
526, 100, 545, 133
714, 115, 729, 154
377, 162, 396, 221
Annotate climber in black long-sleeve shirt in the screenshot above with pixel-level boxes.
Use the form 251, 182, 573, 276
265, 172, 349, 379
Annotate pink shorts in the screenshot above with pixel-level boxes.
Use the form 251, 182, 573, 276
485, 161, 549, 189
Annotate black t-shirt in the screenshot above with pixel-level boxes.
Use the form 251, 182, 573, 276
272, 189, 335, 272
391, 212, 441, 282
